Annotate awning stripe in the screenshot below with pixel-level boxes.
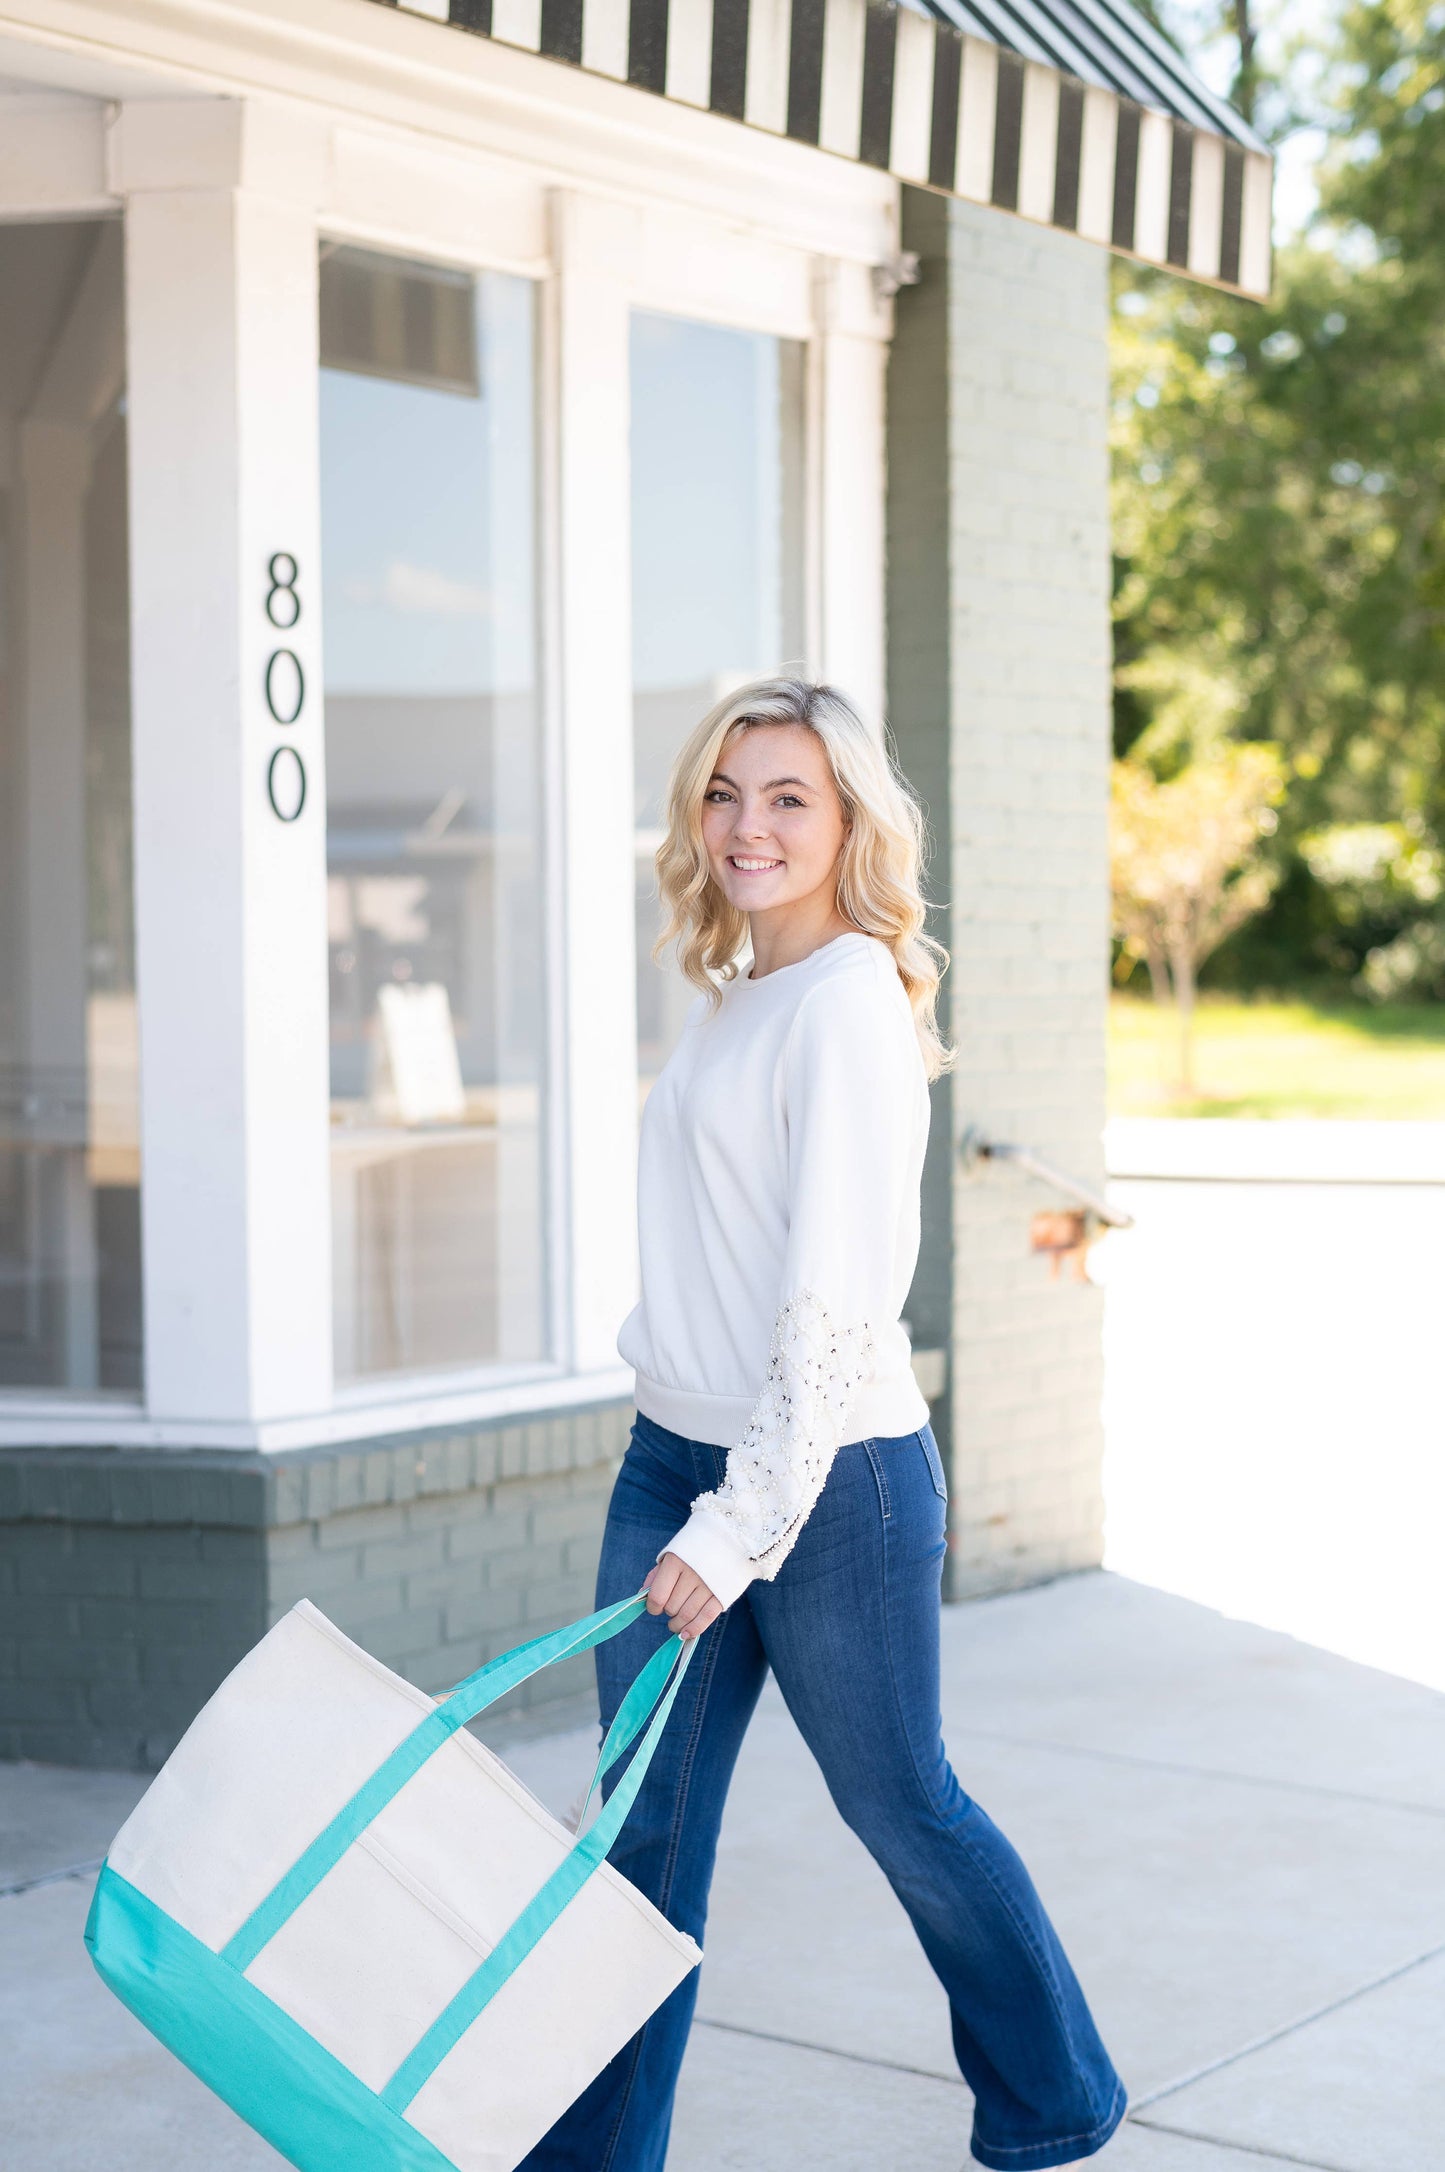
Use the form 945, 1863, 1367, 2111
928, 26, 962, 187
370, 0, 1273, 295
787, 0, 827, 141
1051, 73, 1083, 228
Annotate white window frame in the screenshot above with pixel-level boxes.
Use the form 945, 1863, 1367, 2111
0, 48, 894, 1451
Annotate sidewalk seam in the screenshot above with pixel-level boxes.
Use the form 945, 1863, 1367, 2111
952, 1724, 1445, 1822
1129, 2113, 1353, 2172
693, 2013, 967, 2087
0, 1857, 103, 1900
694, 2019, 1353, 2172
1128, 1934, 1445, 2112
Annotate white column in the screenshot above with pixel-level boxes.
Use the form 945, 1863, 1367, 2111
548, 191, 640, 1373
116, 99, 332, 1426
815, 257, 889, 721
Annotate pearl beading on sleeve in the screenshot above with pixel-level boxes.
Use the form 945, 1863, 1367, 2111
681, 1286, 875, 1581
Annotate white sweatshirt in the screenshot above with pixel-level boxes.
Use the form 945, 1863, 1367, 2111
616, 929, 932, 1610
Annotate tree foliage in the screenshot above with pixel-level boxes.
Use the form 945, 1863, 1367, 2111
1111, 0, 1445, 997
1112, 745, 1285, 1084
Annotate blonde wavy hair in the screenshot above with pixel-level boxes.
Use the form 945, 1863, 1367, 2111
651, 675, 955, 1081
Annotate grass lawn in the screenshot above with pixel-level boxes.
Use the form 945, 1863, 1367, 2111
1109, 993, 1445, 1119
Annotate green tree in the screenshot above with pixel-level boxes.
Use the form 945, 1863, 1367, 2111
1111, 0, 1445, 995
1111, 745, 1286, 1088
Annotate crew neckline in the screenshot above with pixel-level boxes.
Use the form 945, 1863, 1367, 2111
739, 930, 870, 986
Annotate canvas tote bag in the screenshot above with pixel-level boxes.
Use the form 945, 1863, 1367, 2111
84, 1589, 702, 2172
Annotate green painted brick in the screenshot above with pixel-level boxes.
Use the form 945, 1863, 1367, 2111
18, 1543, 136, 1600
268, 1549, 365, 1608
315, 1505, 408, 1552
405, 1562, 481, 1610
522, 1574, 593, 1624
0, 1595, 79, 1639
262, 1521, 320, 1566
444, 1508, 531, 1562
563, 1534, 604, 1577
317, 1576, 408, 1632
529, 1495, 605, 1545
18, 1638, 141, 1686
361, 1531, 445, 1582
443, 1584, 528, 1644
487, 1542, 563, 1589
138, 1559, 261, 1603
138, 1640, 254, 1688
0, 1679, 89, 1724
406, 1494, 470, 1535
359, 1606, 446, 1666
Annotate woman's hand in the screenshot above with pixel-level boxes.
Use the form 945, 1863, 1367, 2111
642, 1554, 721, 1641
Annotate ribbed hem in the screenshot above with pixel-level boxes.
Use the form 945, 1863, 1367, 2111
631, 1368, 930, 1450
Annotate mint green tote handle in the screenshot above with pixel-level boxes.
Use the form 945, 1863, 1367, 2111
223, 1589, 671, 1974
380, 1630, 695, 2111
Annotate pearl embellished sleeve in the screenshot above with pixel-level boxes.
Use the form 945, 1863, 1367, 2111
658, 965, 926, 1610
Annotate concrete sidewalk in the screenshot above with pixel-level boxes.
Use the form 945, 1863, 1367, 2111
4, 1570, 1442, 2170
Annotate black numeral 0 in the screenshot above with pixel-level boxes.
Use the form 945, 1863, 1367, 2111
267, 745, 307, 823
265, 648, 305, 727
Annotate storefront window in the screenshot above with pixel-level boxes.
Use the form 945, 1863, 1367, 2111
320, 246, 547, 1384
630, 313, 807, 1094
0, 220, 141, 1393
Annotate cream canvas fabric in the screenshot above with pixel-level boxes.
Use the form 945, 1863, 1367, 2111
94, 1599, 701, 2172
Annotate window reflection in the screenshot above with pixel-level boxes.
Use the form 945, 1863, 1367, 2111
630, 313, 806, 1095
0, 219, 141, 1393
320, 246, 546, 1384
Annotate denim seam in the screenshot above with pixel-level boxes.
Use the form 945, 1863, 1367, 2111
595, 1565, 730, 2172
970, 2074, 1128, 2162
918, 1428, 948, 1502
862, 1439, 891, 1519
873, 1486, 1102, 2146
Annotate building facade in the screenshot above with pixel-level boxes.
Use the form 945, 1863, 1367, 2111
0, 0, 1267, 1764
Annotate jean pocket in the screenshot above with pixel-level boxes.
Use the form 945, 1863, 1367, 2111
918, 1427, 949, 1502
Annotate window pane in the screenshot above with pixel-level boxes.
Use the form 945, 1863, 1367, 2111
320, 247, 546, 1384
0, 220, 141, 1394
630, 313, 806, 1093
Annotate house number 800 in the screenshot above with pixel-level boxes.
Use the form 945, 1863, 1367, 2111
265, 552, 307, 822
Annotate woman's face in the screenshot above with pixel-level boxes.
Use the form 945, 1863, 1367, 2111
700, 723, 849, 919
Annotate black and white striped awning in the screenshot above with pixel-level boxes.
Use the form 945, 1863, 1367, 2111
376, 0, 1273, 298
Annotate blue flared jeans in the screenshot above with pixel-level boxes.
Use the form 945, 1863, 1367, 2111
519, 1412, 1127, 2171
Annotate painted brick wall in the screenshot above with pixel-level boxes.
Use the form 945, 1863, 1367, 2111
0, 1404, 631, 1768
892, 189, 1113, 1598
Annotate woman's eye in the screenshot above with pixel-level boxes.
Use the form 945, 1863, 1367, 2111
776, 795, 804, 809
704, 788, 733, 804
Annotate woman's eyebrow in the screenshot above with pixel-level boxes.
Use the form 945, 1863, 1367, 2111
709, 772, 813, 791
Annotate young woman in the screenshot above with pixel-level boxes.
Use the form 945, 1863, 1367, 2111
523, 677, 1126, 2172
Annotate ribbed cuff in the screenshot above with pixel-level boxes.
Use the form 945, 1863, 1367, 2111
655, 1509, 758, 1611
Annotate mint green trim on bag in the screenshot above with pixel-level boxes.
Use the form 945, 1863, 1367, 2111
223, 1590, 649, 1973
86, 1592, 703, 2169
85, 1865, 457, 2172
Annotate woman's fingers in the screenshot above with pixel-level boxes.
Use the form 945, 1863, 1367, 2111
671, 1594, 721, 1640
643, 1559, 680, 1615
643, 1551, 720, 1638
